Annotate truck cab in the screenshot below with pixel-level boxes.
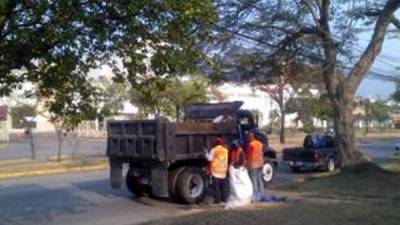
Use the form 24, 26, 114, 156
185, 101, 275, 159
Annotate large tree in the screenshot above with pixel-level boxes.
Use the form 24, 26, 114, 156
129, 75, 209, 120
1, 0, 216, 121
213, 0, 400, 167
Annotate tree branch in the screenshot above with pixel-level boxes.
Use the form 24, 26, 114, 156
347, 0, 400, 93
361, 10, 400, 30
213, 23, 278, 48
391, 16, 400, 29
300, 0, 320, 26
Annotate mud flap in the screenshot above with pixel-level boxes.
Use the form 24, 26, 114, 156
110, 159, 123, 189
151, 166, 169, 197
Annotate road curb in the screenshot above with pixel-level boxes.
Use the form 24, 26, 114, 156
0, 161, 109, 180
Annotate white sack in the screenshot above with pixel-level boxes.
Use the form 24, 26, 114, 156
225, 166, 253, 209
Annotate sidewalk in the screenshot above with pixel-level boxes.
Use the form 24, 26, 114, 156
0, 154, 108, 180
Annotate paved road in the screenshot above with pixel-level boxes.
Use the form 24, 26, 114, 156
0, 139, 398, 225
359, 138, 399, 162
0, 139, 106, 161
0, 170, 192, 225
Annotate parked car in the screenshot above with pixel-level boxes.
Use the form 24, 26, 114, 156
282, 134, 340, 172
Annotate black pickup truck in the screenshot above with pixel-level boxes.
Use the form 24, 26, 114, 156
282, 134, 340, 173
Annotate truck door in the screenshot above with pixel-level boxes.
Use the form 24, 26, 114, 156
236, 110, 257, 149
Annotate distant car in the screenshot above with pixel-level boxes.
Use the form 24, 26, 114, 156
283, 134, 340, 173
395, 142, 400, 151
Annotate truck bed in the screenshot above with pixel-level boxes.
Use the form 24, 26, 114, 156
106, 118, 237, 162
283, 147, 337, 162
282, 147, 317, 162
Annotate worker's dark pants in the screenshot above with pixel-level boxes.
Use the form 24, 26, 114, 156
212, 177, 227, 203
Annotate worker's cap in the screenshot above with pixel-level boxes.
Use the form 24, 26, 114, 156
246, 131, 255, 137
214, 137, 224, 146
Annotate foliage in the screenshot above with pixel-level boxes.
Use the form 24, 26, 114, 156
286, 90, 333, 133
392, 83, 400, 103
130, 75, 209, 120
10, 105, 36, 129
92, 76, 127, 120
1, 0, 216, 123
286, 90, 316, 132
369, 101, 391, 124
165, 76, 209, 121
312, 94, 335, 121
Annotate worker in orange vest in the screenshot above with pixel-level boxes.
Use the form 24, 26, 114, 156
246, 131, 264, 198
230, 140, 246, 168
204, 137, 229, 203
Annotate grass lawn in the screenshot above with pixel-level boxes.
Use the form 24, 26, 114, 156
143, 200, 400, 225
381, 156, 400, 172
143, 162, 400, 225
282, 163, 400, 199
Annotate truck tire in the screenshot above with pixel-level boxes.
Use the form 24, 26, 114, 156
168, 167, 186, 202
262, 162, 275, 183
319, 158, 336, 172
126, 169, 143, 197
176, 168, 205, 204
327, 158, 335, 172
291, 166, 301, 173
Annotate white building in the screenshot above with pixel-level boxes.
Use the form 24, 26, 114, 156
210, 83, 299, 128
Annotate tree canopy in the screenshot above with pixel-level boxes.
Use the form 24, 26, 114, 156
130, 75, 209, 120
211, 0, 400, 167
1, 0, 216, 125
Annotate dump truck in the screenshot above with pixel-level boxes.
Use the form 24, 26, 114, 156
106, 101, 277, 204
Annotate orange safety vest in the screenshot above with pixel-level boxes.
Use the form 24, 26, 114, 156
230, 147, 246, 167
210, 145, 228, 178
247, 140, 264, 169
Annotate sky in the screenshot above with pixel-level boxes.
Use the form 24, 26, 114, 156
356, 23, 400, 100
88, 19, 400, 101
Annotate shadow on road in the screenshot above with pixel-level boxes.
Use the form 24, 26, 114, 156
0, 184, 96, 225
73, 178, 198, 210
72, 178, 128, 198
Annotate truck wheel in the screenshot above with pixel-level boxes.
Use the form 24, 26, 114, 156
168, 167, 186, 202
327, 158, 335, 172
291, 166, 301, 173
126, 169, 143, 197
177, 168, 205, 204
262, 162, 274, 183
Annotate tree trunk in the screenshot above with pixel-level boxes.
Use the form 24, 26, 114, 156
175, 105, 180, 122
72, 131, 80, 158
364, 104, 369, 136
28, 129, 36, 160
56, 129, 63, 162
280, 113, 285, 144
333, 97, 370, 167
279, 106, 285, 144
364, 118, 369, 136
